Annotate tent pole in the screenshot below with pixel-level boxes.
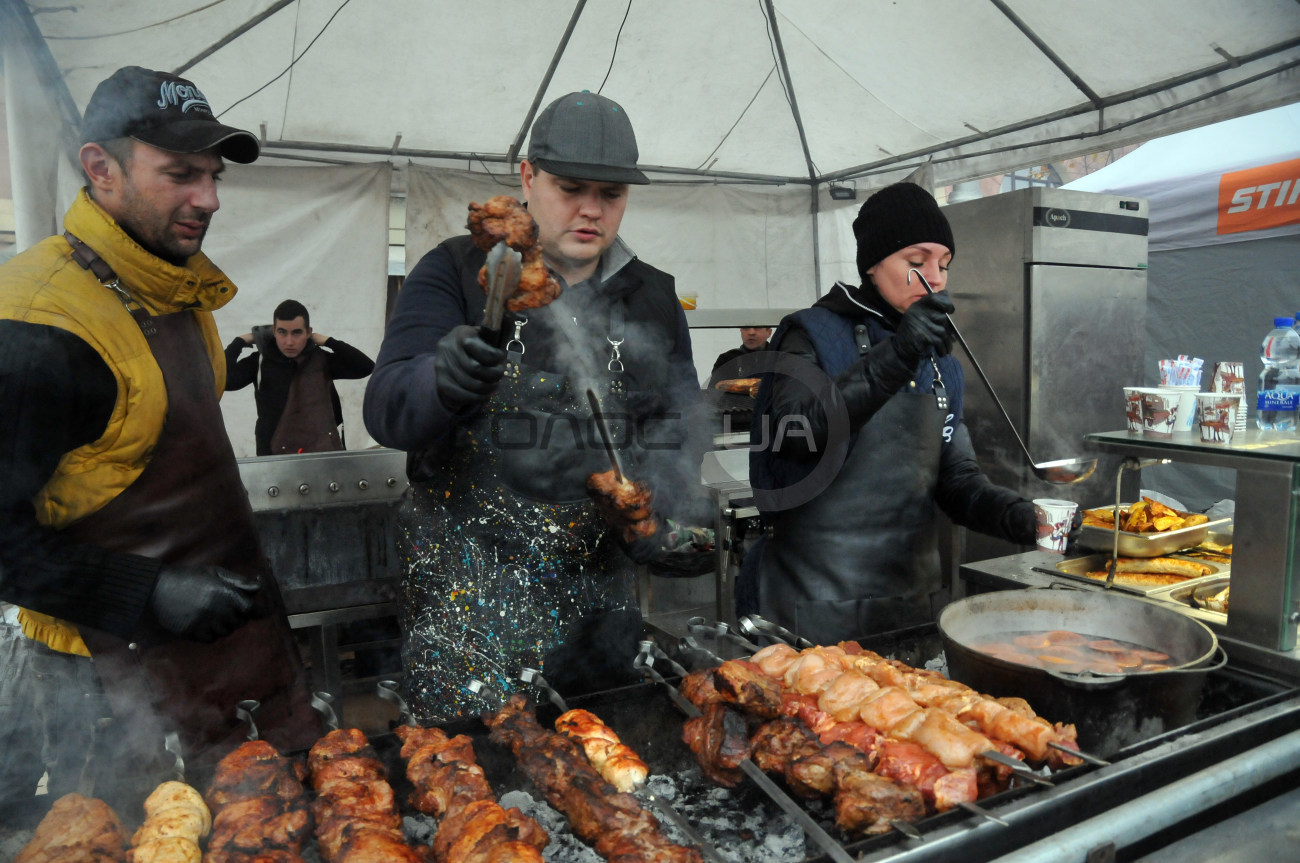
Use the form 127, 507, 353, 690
810, 185, 822, 299
173, 0, 297, 76
507, 0, 589, 171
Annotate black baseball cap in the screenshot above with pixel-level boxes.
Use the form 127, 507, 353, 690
527, 92, 649, 185
81, 66, 259, 164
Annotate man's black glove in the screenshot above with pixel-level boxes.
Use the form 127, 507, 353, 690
433, 325, 507, 412
150, 565, 262, 642
894, 292, 955, 364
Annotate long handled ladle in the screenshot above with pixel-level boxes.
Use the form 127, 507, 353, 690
907, 269, 1096, 485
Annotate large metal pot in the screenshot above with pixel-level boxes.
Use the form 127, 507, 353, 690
938, 588, 1226, 757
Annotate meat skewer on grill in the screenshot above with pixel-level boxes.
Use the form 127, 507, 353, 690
204, 739, 313, 863
393, 722, 549, 863
128, 780, 211, 863
15, 794, 129, 863
483, 691, 708, 863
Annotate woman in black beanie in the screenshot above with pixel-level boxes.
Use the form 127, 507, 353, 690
742, 182, 1041, 643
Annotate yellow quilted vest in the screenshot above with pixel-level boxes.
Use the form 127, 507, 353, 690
1, 190, 236, 655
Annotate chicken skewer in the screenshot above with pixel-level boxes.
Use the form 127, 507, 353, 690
128, 780, 211, 863
204, 739, 312, 863
308, 728, 427, 863
395, 723, 548, 863
16, 794, 128, 863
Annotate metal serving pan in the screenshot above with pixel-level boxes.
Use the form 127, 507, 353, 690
1051, 553, 1226, 595
1152, 575, 1232, 617
1076, 504, 1232, 558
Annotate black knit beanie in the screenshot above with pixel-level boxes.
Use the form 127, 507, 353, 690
852, 182, 955, 281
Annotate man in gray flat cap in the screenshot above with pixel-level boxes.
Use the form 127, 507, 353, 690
364, 91, 713, 722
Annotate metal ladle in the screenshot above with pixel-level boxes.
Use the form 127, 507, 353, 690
908, 268, 1096, 485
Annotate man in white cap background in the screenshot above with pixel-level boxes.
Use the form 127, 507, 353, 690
0, 65, 318, 818
365, 91, 713, 723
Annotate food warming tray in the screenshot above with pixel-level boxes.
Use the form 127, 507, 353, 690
1076, 506, 1231, 557
1051, 553, 1227, 595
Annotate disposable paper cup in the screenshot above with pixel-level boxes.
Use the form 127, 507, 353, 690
1033, 498, 1078, 554
1122, 386, 1145, 433
1140, 389, 1181, 438
1196, 393, 1243, 444
1166, 385, 1200, 432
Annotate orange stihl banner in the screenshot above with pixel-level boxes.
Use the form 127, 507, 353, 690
1217, 157, 1300, 236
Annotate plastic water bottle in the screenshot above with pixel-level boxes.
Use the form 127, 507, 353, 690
1256, 317, 1300, 430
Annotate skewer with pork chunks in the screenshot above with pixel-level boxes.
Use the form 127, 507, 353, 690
486, 693, 706, 863
204, 740, 313, 863
586, 469, 658, 542
394, 724, 548, 863
555, 708, 650, 793
308, 728, 429, 863
467, 196, 562, 312
127, 781, 210, 863
15, 793, 128, 863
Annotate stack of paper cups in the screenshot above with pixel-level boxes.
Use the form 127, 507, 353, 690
1212, 361, 1247, 434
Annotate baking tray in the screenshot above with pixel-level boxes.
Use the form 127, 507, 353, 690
1151, 575, 1231, 617
1049, 553, 1227, 595
1077, 504, 1232, 557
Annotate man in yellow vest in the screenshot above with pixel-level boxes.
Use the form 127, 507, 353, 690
0, 66, 318, 819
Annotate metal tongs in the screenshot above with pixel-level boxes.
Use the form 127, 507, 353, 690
586, 388, 626, 481
480, 241, 523, 348
907, 268, 1096, 485
515, 668, 727, 863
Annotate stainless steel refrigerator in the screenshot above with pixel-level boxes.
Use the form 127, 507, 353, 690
941, 187, 1149, 565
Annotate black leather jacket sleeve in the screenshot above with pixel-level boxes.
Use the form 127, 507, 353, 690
933, 422, 1029, 542
766, 324, 916, 460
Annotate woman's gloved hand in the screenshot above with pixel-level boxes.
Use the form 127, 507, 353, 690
433, 324, 507, 412
893, 292, 956, 364
150, 565, 263, 642
1004, 500, 1084, 549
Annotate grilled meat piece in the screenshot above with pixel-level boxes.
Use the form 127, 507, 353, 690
681, 701, 752, 788
712, 660, 783, 718
16, 793, 128, 863
308, 729, 426, 863
586, 469, 658, 542
832, 756, 925, 836
129, 781, 210, 863
204, 740, 312, 863
487, 694, 703, 862
468, 196, 562, 312
555, 709, 649, 793
678, 669, 721, 709
394, 723, 548, 863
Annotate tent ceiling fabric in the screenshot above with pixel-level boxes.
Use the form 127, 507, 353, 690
19, 0, 1300, 186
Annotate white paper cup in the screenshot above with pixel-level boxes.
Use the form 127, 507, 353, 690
1122, 386, 1145, 433
1166, 385, 1200, 432
1140, 389, 1181, 438
1196, 392, 1243, 444
1033, 498, 1078, 554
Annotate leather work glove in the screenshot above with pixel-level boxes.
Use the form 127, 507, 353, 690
150, 565, 263, 643
893, 292, 956, 365
433, 324, 507, 413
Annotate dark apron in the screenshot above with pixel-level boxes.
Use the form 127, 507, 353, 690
271, 349, 344, 454
757, 390, 944, 644
398, 333, 640, 724
61, 290, 318, 763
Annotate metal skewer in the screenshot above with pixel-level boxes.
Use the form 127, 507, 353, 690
1048, 741, 1110, 767
687, 616, 763, 653
586, 388, 625, 482
466, 678, 504, 711
957, 799, 1011, 826
907, 268, 1096, 485
738, 614, 815, 649
980, 749, 1054, 786
311, 691, 340, 731
236, 699, 261, 741
377, 679, 417, 727
164, 731, 185, 782
634, 643, 858, 863
519, 667, 570, 714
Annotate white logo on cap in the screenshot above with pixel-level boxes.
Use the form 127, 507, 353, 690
156, 80, 211, 114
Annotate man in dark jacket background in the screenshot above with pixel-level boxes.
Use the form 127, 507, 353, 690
225, 298, 375, 455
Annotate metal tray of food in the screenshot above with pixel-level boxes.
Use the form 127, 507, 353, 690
1077, 505, 1232, 557
1049, 553, 1227, 595
1151, 575, 1231, 616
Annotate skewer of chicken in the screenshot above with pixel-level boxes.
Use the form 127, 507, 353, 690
15, 794, 128, 863
128, 781, 210, 863
394, 723, 548, 863
554, 708, 650, 793
204, 739, 312, 863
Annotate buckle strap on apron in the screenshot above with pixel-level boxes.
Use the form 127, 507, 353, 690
64, 231, 157, 336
